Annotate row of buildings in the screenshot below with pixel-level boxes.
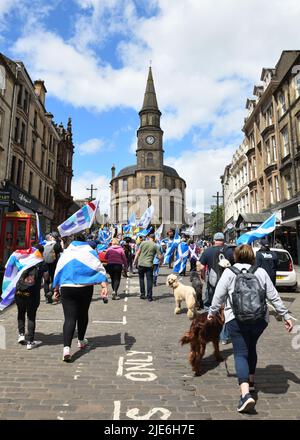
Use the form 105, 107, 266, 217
221, 50, 300, 264
0, 53, 74, 246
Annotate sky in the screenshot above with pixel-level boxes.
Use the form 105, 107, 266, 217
1, 0, 300, 215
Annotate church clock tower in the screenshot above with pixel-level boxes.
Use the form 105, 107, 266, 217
136, 67, 164, 170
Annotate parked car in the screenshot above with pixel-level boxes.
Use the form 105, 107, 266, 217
253, 247, 297, 291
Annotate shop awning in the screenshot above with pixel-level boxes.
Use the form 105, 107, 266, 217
16, 203, 35, 215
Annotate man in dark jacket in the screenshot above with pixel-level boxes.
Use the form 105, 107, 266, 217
256, 237, 278, 286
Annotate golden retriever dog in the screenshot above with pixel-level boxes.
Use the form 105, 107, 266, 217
166, 273, 196, 319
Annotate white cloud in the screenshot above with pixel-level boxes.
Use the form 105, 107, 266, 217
10, 0, 300, 142
77, 138, 105, 155
165, 144, 236, 212
71, 171, 111, 214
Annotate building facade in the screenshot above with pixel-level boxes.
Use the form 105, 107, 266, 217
0, 53, 74, 235
222, 50, 300, 263
222, 140, 250, 239
110, 68, 186, 230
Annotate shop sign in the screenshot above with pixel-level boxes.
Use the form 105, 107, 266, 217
0, 191, 10, 206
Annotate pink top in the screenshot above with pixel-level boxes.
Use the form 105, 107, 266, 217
105, 245, 127, 268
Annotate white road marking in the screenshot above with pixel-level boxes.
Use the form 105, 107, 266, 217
92, 320, 125, 324
63, 404, 69, 407
123, 316, 127, 325
121, 333, 125, 345
113, 400, 121, 420
125, 297, 128, 302
57, 416, 64, 420
116, 356, 124, 376
74, 375, 80, 380
123, 305, 127, 312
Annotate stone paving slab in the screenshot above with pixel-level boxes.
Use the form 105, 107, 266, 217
0, 267, 299, 420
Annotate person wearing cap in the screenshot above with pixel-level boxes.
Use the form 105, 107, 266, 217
256, 237, 278, 286
199, 232, 235, 309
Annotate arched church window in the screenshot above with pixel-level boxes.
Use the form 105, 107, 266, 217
147, 152, 154, 166
151, 176, 156, 188
145, 176, 150, 189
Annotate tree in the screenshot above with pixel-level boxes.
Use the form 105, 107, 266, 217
209, 205, 224, 236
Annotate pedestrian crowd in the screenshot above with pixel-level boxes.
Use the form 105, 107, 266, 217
2, 227, 295, 414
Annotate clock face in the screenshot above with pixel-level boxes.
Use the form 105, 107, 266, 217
146, 135, 155, 145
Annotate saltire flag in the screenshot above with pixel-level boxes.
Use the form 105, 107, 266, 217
155, 224, 163, 241
236, 213, 277, 245
57, 199, 99, 238
98, 227, 111, 246
173, 241, 189, 274
163, 227, 180, 265
128, 212, 136, 227
35, 213, 44, 244
122, 224, 131, 234
53, 241, 107, 287
137, 205, 154, 229
0, 247, 43, 311
136, 226, 152, 237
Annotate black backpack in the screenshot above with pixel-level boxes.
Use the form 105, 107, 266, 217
229, 266, 267, 323
208, 246, 228, 288
15, 265, 40, 297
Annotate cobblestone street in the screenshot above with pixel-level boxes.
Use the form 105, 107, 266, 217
0, 267, 300, 420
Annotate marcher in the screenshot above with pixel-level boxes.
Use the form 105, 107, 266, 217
105, 238, 128, 300
188, 239, 199, 272
208, 244, 293, 413
123, 237, 134, 274
53, 234, 108, 362
133, 234, 162, 301
153, 240, 165, 287
16, 244, 49, 349
199, 232, 234, 309
256, 237, 278, 286
43, 233, 63, 304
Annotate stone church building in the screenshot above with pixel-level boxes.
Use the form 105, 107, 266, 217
110, 68, 186, 230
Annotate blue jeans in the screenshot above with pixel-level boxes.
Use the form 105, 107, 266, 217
138, 266, 154, 299
226, 318, 268, 384
220, 323, 231, 342
204, 283, 215, 310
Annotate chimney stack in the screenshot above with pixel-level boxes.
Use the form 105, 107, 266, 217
111, 164, 116, 179
34, 79, 47, 106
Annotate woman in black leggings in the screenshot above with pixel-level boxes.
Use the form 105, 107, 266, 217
53, 235, 108, 362
58, 283, 107, 361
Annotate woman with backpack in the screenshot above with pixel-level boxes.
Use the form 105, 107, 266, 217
207, 244, 293, 414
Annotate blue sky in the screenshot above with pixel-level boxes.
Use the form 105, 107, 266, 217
1, 0, 300, 213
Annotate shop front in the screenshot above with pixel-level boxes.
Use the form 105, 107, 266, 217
281, 200, 300, 266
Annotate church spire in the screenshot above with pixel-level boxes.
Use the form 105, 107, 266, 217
140, 67, 160, 112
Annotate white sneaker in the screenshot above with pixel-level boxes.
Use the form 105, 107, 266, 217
63, 346, 71, 362
18, 334, 26, 345
27, 340, 42, 350
77, 338, 89, 349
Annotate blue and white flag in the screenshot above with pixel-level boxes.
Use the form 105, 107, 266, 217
173, 242, 189, 274
163, 228, 180, 265
136, 226, 152, 237
53, 241, 107, 287
98, 227, 111, 246
35, 213, 44, 244
155, 224, 163, 241
0, 247, 43, 311
237, 213, 277, 245
128, 212, 136, 227
137, 205, 154, 229
57, 199, 99, 238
